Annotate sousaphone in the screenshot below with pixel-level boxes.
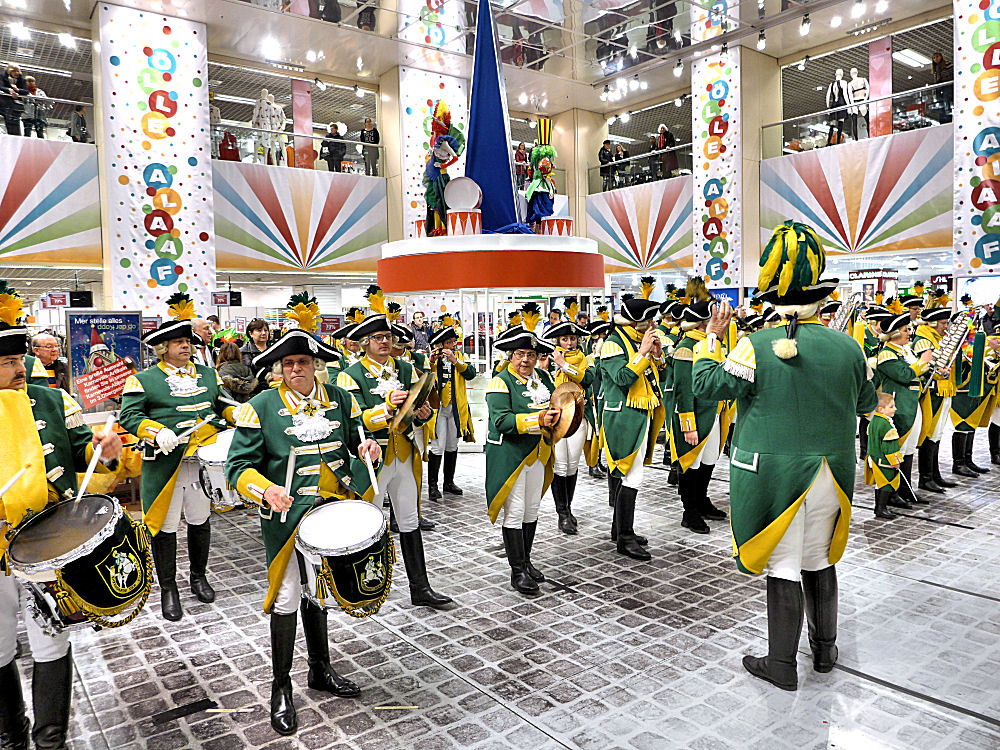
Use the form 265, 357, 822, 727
390, 371, 437, 434
541, 382, 585, 446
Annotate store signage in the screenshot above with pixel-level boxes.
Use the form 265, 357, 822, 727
141, 316, 161, 334
690, 15, 741, 289
954, 1, 1000, 276
211, 292, 231, 306
319, 315, 344, 335
74, 358, 136, 409
98, 5, 215, 312
930, 274, 953, 286
65, 311, 142, 411
47, 293, 68, 307
235, 317, 247, 334
848, 269, 898, 281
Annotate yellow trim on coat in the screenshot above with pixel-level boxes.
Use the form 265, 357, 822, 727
864, 459, 901, 490
487, 443, 551, 524
136, 418, 165, 441
263, 530, 299, 614
143, 425, 221, 536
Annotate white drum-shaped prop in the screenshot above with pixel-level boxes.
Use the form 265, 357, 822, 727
197, 429, 241, 511
443, 176, 482, 209
447, 209, 482, 236
414, 218, 427, 238
540, 216, 574, 237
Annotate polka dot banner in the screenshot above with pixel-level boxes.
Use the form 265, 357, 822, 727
97, 4, 215, 313
691, 2, 741, 291
955, 0, 1000, 276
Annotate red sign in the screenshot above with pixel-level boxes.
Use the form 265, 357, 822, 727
73, 358, 137, 409
319, 315, 344, 335
211, 292, 231, 306
930, 274, 952, 286
47, 293, 68, 307
141, 316, 161, 334
235, 317, 247, 334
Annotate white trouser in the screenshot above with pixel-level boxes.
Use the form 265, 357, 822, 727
686, 415, 721, 471
0, 574, 71, 665
932, 396, 953, 441
622, 422, 650, 490
160, 459, 212, 534
430, 407, 459, 456
554, 424, 587, 477
413, 426, 425, 460
501, 458, 545, 528
901, 405, 922, 457
378, 455, 419, 532
767, 462, 841, 582
272, 552, 306, 616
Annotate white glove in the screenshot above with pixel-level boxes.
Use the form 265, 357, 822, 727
155, 428, 179, 454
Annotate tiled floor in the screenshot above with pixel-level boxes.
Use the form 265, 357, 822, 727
18, 432, 1000, 749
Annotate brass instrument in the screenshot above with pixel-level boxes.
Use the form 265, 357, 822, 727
829, 293, 862, 333
540, 382, 585, 446
920, 306, 986, 397
390, 372, 437, 434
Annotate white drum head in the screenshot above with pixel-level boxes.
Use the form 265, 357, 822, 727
296, 500, 385, 556
197, 429, 235, 464
444, 176, 482, 210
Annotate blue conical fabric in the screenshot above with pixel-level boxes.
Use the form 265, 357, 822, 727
465, 0, 526, 232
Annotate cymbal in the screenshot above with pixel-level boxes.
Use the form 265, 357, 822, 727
390, 372, 436, 434
541, 382, 585, 445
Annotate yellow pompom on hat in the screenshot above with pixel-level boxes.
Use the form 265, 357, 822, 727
0, 281, 28, 357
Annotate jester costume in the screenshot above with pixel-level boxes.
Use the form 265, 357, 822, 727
422, 100, 466, 234
525, 144, 556, 225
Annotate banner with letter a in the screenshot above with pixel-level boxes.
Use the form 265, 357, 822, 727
97, 3, 215, 313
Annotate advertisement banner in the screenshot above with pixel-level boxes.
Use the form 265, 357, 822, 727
954, 2, 1000, 275
97, 4, 215, 312
690, 8, 741, 290
319, 315, 344, 335
65, 311, 142, 411
48, 293, 68, 307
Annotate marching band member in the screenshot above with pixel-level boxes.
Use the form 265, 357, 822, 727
819, 297, 840, 325
225, 327, 379, 736
585, 317, 612, 481
601, 294, 667, 560
656, 299, 681, 478
120, 293, 236, 621
692, 221, 878, 691
671, 299, 730, 535
542, 317, 592, 534
485, 328, 558, 594
337, 290, 452, 609
0, 283, 122, 750
950, 327, 992, 478
912, 308, 958, 492
873, 312, 932, 507
425, 314, 476, 501
866, 393, 904, 519
329, 307, 366, 373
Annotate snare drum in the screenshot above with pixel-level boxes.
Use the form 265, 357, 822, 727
197, 429, 241, 511
295, 500, 394, 617
6, 494, 152, 634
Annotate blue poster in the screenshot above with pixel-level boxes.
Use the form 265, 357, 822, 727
66, 311, 142, 405
711, 287, 740, 306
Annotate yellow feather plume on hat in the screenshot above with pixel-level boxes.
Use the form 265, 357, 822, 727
685, 276, 712, 303
596, 306, 609, 322
166, 292, 196, 321
365, 285, 386, 315
521, 302, 541, 332
286, 292, 321, 332
750, 301, 763, 314
874, 290, 884, 305
912, 281, 925, 295
640, 276, 656, 300
386, 302, 402, 324
0, 283, 24, 327
887, 297, 904, 316
508, 311, 522, 326
829, 290, 840, 302
441, 313, 455, 328
346, 307, 366, 325
563, 297, 579, 320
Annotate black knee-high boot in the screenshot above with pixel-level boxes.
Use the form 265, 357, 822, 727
426, 452, 442, 500
300, 600, 360, 697
966, 430, 990, 473
270, 612, 298, 736
930, 440, 957, 487
874, 488, 897, 518
698, 465, 726, 520
187, 521, 215, 603
564, 472, 579, 529
742, 577, 803, 691
502, 526, 538, 594
899, 455, 926, 504
679, 469, 709, 534
801, 567, 838, 673
552, 475, 574, 535
991, 423, 1000, 465
858, 416, 869, 461
614, 486, 651, 561
917, 440, 946, 493
442, 451, 464, 494
399, 529, 452, 608
31, 648, 72, 750
0, 659, 29, 750
953, 432, 979, 477
522, 521, 544, 582
151, 532, 182, 621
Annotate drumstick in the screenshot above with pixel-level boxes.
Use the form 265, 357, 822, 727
0, 464, 31, 500
358, 425, 380, 497
76, 414, 116, 503
281, 450, 295, 524
154, 417, 212, 455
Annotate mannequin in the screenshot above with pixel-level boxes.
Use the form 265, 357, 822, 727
251, 88, 272, 164
268, 93, 286, 166
847, 67, 870, 140
825, 69, 849, 146
208, 91, 222, 158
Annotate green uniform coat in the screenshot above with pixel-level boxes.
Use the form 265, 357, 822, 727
873, 343, 926, 444
865, 413, 902, 490
911, 325, 957, 444
671, 329, 727, 472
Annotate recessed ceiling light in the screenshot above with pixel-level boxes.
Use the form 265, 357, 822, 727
757, 31, 766, 51
518, 91, 528, 105
830, 15, 842, 27
9, 21, 30, 41
875, 0, 888, 12
892, 48, 932, 68
57, 32, 76, 49
261, 37, 281, 60
851, 0, 865, 18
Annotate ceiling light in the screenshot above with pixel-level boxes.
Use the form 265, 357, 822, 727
213, 94, 258, 105
600, 85, 609, 102
356, 56, 364, 70
851, 0, 865, 18
757, 31, 766, 50
616, 77, 627, 90
639, 80, 648, 90
892, 48, 932, 68
306, 49, 317, 63
607, 115, 617, 126
57, 32, 76, 50
518, 91, 528, 105
673, 60, 683, 77
314, 77, 327, 92
629, 75, 639, 91
261, 36, 281, 60
528, 119, 537, 129
9, 21, 30, 41
800, 14, 810, 35
355, 85, 364, 98
7, 0, 27, 8
620, 111, 631, 123
830, 15, 842, 27
797, 55, 809, 71
875, 0, 888, 11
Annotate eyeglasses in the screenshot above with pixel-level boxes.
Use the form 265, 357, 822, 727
33, 345, 58, 350
369, 334, 392, 343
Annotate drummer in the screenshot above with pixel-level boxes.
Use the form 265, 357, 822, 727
485, 327, 559, 595
336, 289, 453, 609
425, 314, 476, 501
0, 282, 122, 750
542, 317, 592, 535
120, 293, 236, 622
225, 326, 380, 736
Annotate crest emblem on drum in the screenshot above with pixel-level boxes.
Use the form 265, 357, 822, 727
355, 553, 386, 594
97, 537, 143, 599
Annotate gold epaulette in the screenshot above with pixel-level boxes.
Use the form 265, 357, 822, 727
876, 349, 897, 365
122, 374, 144, 394
486, 376, 509, 394
672, 347, 693, 362
336, 372, 359, 391
600, 341, 625, 359
234, 403, 260, 428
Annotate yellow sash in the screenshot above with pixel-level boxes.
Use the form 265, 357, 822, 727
0, 389, 49, 527
554, 348, 588, 387
620, 327, 660, 410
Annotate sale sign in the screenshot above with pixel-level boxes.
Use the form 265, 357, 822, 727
74, 358, 137, 409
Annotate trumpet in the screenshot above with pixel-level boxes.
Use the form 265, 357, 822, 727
829, 293, 862, 333
920, 306, 986, 396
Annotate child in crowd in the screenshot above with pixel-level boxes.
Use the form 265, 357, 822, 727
865, 392, 904, 519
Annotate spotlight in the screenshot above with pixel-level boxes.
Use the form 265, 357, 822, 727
607, 115, 617, 126
675, 97, 682, 107
620, 111, 631, 123
830, 15, 842, 27
721, 42, 728, 56
800, 14, 810, 35
851, 0, 865, 18
314, 78, 327, 92
528, 119, 537, 129
757, 31, 766, 51
629, 75, 639, 91
673, 59, 683, 77
518, 91, 529, 105
875, 0, 888, 11
58, 32, 76, 49
639, 80, 648, 90
797, 55, 809, 71
306, 49, 317, 63
261, 36, 281, 60
354, 85, 364, 98
9, 21, 30, 41
600, 84, 610, 102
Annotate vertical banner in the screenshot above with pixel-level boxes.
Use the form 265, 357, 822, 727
97, 4, 215, 313
868, 37, 892, 138
955, 1, 1000, 275
292, 79, 315, 170
691, 3, 741, 290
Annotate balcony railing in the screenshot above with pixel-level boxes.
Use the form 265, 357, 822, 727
587, 142, 693, 195
0, 93, 94, 141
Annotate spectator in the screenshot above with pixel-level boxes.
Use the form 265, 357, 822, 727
1, 63, 28, 136
613, 143, 630, 187
191, 318, 214, 366
361, 117, 380, 176
646, 135, 660, 179
657, 124, 677, 177
411, 311, 432, 352
357, 0, 376, 30
514, 142, 529, 189
69, 104, 88, 143
216, 341, 258, 403
320, 0, 341, 22
932, 51, 953, 115
21, 76, 48, 138
598, 139, 613, 191
206, 315, 221, 333
543, 308, 562, 330
320, 123, 346, 172
575, 311, 590, 329
31, 333, 70, 392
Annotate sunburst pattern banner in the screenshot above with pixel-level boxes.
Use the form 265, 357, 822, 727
0, 138, 101, 266
760, 124, 953, 255
585, 177, 693, 272
213, 161, 388, 272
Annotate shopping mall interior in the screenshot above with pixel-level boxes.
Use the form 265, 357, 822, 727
2, 0, 1000, 748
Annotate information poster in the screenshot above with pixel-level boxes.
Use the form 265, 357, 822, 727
66, 311, 142, 410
